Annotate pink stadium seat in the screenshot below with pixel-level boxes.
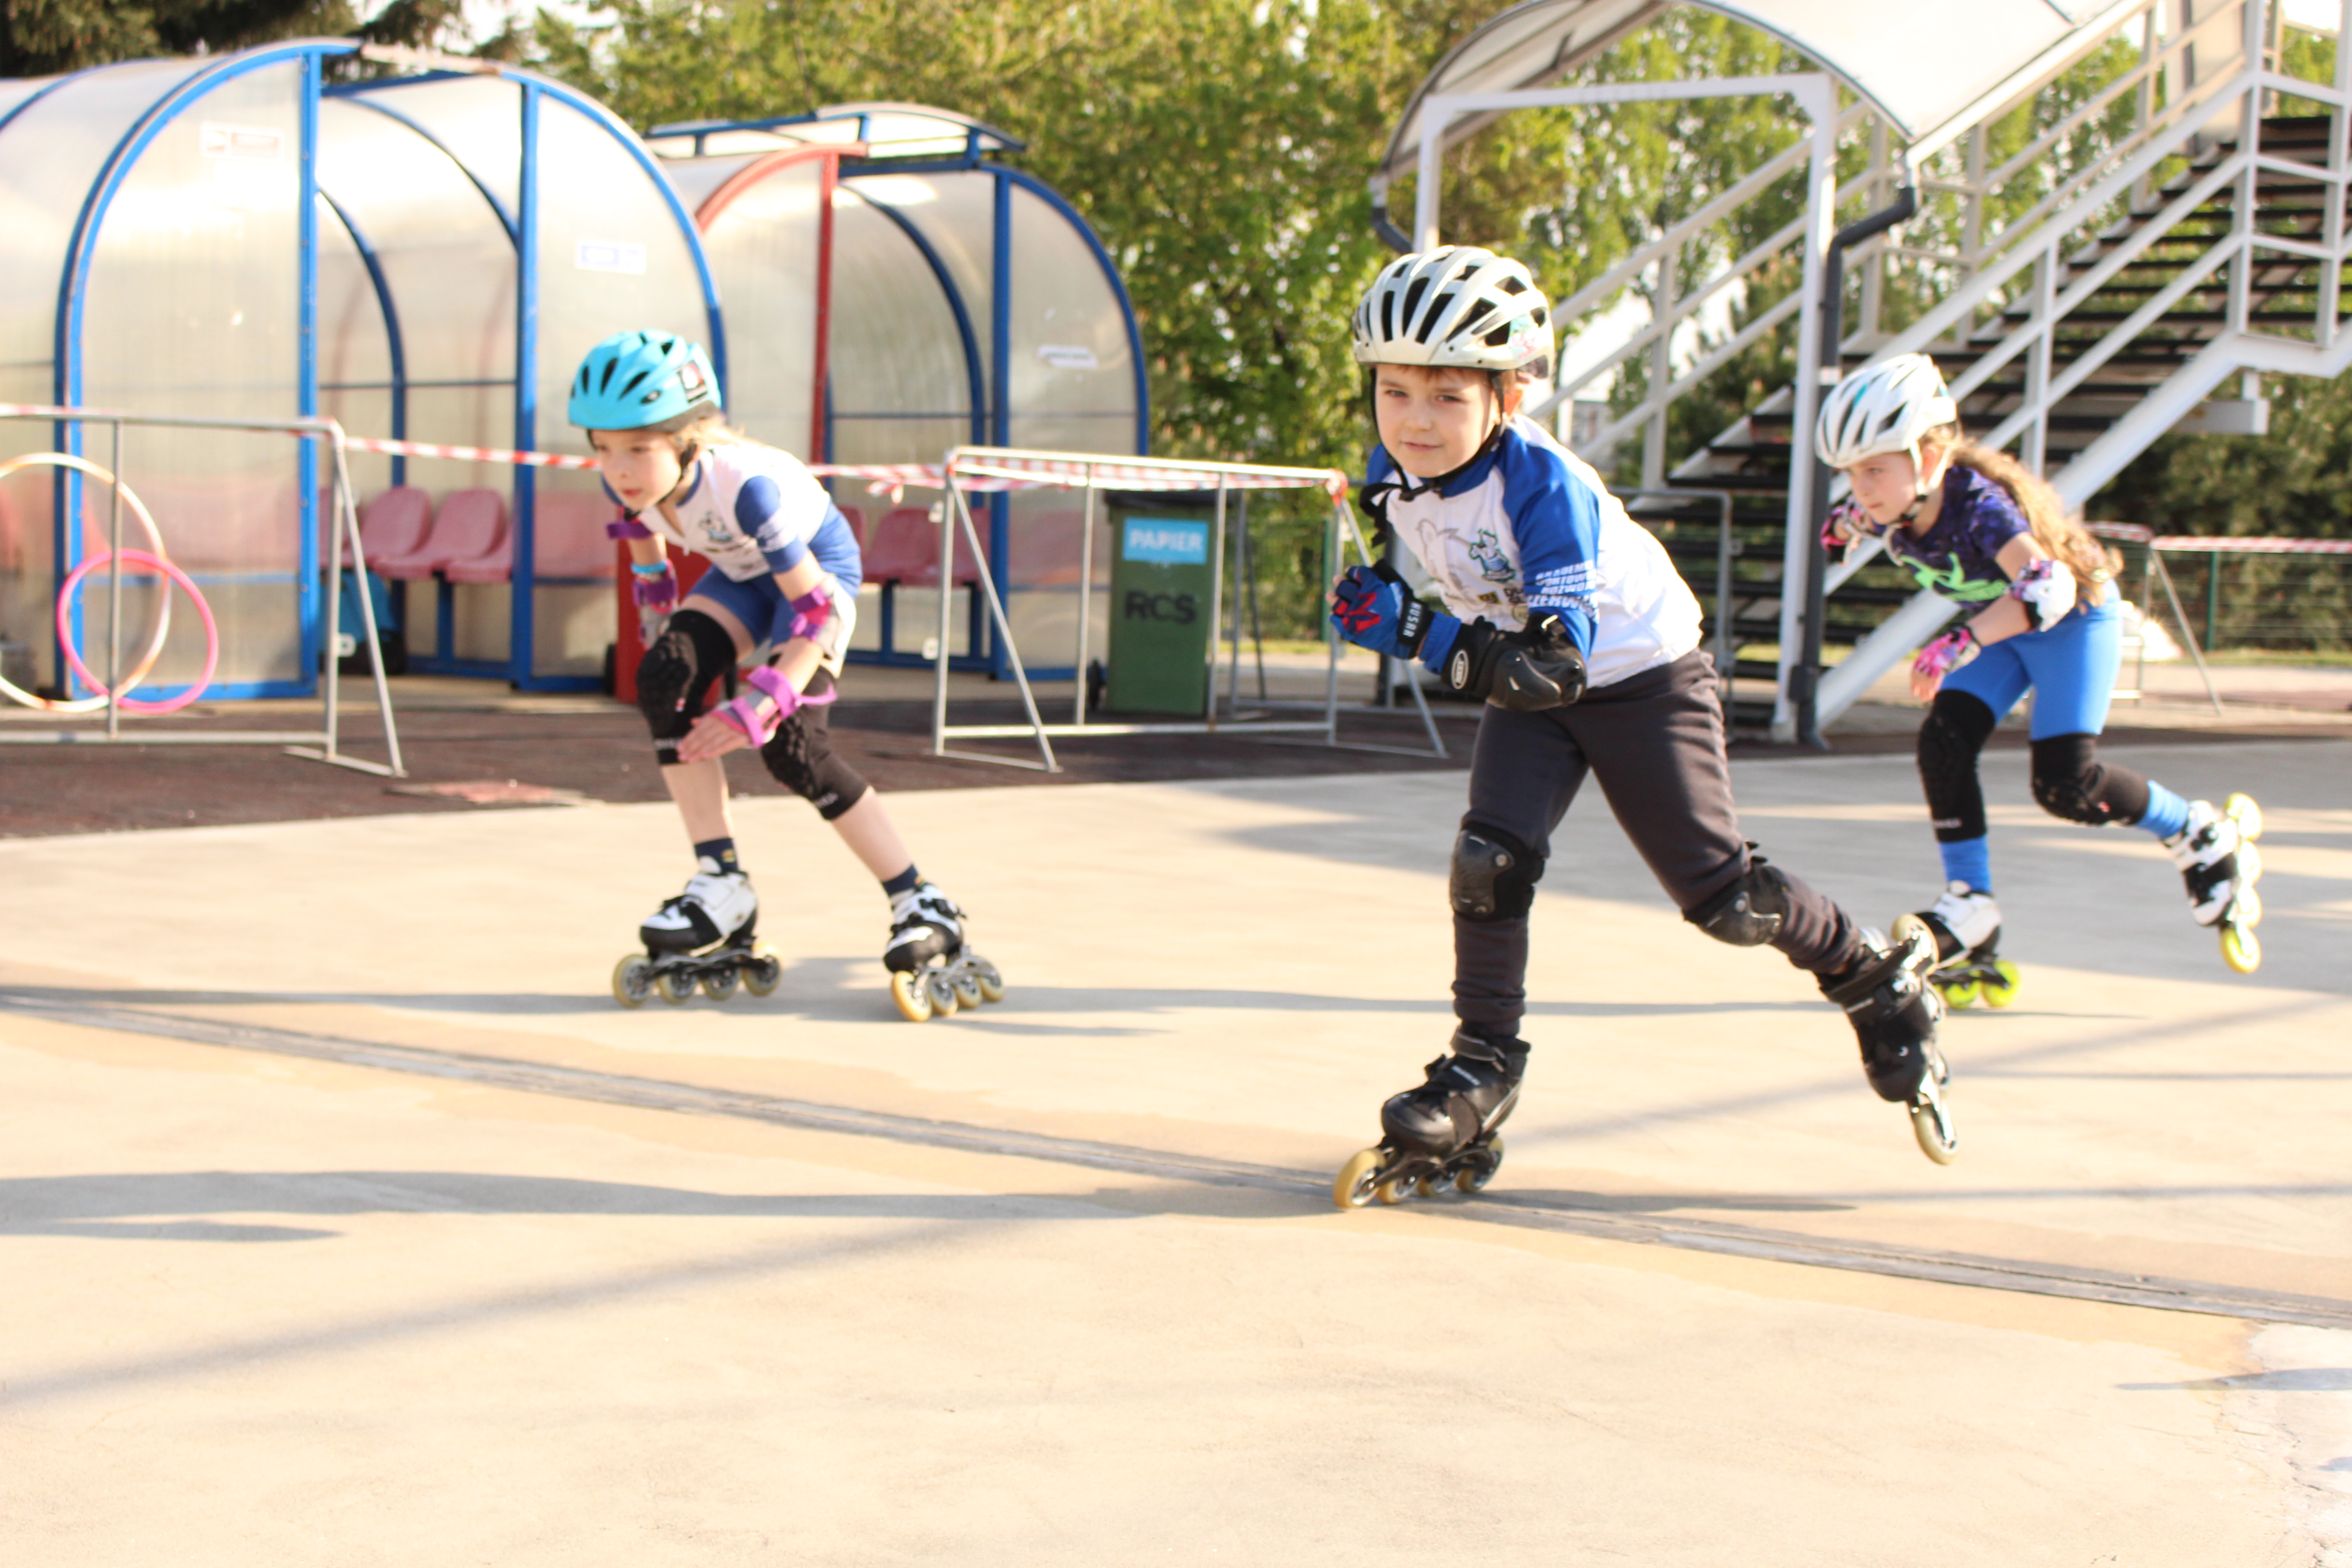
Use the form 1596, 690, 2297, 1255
374, 488, 506, 581
446, 489, 621, 583
351, 486, 433, 571
864, 505, 978, 588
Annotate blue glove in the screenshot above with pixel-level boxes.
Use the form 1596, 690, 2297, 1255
1330, 563, 1460, 667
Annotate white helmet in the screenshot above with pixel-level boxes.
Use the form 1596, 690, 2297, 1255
1352, 247, 1553, 374
1815, 354, 1958, 496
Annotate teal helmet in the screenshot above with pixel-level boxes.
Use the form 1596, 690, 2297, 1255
568, 330, 721, 431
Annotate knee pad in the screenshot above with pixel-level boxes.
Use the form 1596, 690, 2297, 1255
1685, 855, 1789, 947
2029, 733, 2150, 827
759, 676, 871, 820
637, 610, 738, 764
1916, 690, 1996, 842
1450, 823, 1543, 922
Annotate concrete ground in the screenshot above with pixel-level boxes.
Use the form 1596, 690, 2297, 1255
2, 736, 2348, 1563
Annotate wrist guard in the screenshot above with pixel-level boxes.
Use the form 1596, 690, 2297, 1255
1437, 614, 1587, 710
607, 517, 655, 540
1913, 625, 1979, 680
713, 664, 838, 745
631, 563, 677, 609
2007, 558, 2076, 631
785, 583, 836, 643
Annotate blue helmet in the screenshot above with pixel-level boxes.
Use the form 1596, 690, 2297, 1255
568, 330, 721, 431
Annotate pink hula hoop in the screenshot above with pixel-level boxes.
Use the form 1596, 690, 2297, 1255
55, 549, 219, 715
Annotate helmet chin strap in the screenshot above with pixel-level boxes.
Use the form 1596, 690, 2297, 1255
1897, 440, 1937, 523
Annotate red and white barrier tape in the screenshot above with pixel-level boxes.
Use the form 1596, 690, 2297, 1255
2090, 522, 2352, 554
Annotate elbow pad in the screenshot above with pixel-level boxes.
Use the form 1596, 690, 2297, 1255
2008, 558, 2076, 631
1437, 613, 1587, 710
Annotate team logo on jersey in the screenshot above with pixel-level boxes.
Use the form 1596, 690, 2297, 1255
1465, 528, 1513, 583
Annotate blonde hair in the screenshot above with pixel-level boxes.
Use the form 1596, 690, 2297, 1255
1923, 428, 2107, 588
672, 412, 743, 449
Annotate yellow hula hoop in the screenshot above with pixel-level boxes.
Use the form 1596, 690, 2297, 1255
0, 452, 172, 713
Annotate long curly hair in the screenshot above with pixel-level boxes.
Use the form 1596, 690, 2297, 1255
1923, 426, 2109, 588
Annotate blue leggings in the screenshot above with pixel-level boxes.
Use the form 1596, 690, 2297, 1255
1917, 596, 2186, 891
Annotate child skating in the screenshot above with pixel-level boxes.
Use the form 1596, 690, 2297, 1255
1816, 355, 2265, 994
1325, 248, 1958, 1205
573, 329, 1000, 1022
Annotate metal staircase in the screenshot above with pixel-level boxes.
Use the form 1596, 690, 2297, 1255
1523, 0, 2352, 736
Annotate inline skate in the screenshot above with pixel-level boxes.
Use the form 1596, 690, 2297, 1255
2167, 794, 2265, 974
1334, 1030, 1524, 1208
611, 860, 782, 1007
885, 882, 1004, 1022
1822, 926, 1956, 1165
1892, 882, 2018, 1009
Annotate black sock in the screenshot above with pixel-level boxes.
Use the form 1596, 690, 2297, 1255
881, 864, 921, 897
694, 837, 741, 875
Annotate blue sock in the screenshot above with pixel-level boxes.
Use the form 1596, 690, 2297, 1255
2137, 782, 2190, 841
693, 837, 740, 874
882, 864, 921, 897
1938, 837, 1992, 894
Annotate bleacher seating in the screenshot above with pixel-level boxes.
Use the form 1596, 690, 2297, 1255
372, 488, 506, 580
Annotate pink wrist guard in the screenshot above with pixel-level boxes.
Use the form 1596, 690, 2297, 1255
1912, 626, 1979, 680
786, 584, 835, 642
713, 664, 837, 745
606, 517, 655, 540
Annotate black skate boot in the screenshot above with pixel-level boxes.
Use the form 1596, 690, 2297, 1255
1334, 1029, 1526, 1208
884, 882, 1004, 1022
1821, 927, 1955, 1165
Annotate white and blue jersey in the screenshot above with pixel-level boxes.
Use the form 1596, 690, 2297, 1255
610, 440, 863, 590
1362, 415, 1702, 690
612, 440, 863, 659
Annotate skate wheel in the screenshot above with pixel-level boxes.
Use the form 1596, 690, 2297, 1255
1910, 1095, 1959, 1166
951, 970, 984, 1011
2236, 848, 2264, 908
889, 969, 932, 1023
741, 952, 782, 998
925, 970, 960, 1019
1934, 976, 1980, 1009
702, 964, 740, 1002
1416, 1171, 1450, 1200
2227, 792, 2264, 843
1333, 1147, 1385, 1210
1979, 960, 2020, 1009
970, 958, 1005, 1004
1375, 1175, 1415, 1205
654, 970, 693, 1006
611, 955, 654, 1009
2221, 921, 2262, 975
1455, 1134, 1504, 1194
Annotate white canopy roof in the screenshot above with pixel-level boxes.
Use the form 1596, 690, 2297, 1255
1380, 0, 2142, 176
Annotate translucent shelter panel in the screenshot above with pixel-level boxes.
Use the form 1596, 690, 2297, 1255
698, 156, 823, 456
353, 74, 523, 226
0, 60, 209, 392
314, 198, 397, 503
851, 170, 996, 397
658, 152, 755, 212
1004, 182, 1138, 456
828, 190, 975, 465
318, 94, 518, 495
80, 59, 310, 693
533, 93, 713, 454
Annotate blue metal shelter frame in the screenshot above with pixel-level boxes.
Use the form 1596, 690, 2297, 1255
657, 108, 1149, 681
34, 39, 725, 697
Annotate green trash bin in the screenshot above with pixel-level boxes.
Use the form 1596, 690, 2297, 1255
1104, 502, 1215, 716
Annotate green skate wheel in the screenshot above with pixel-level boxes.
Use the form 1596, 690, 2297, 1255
654, 970, 693, 1006
741, 951, 782, 998
889, 969, 931, 1023
611, 955, 653, 1009
1333, 1147, 1384, 1210
1934, 975, 1980, 1009
1979, 960, 2020, 1009
2226, 792, 2263, 843
702, 964, 740, 1002
2222, 921, 2261, 975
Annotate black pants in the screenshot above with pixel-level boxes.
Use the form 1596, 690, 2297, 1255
1454, 651, 1859, 1040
